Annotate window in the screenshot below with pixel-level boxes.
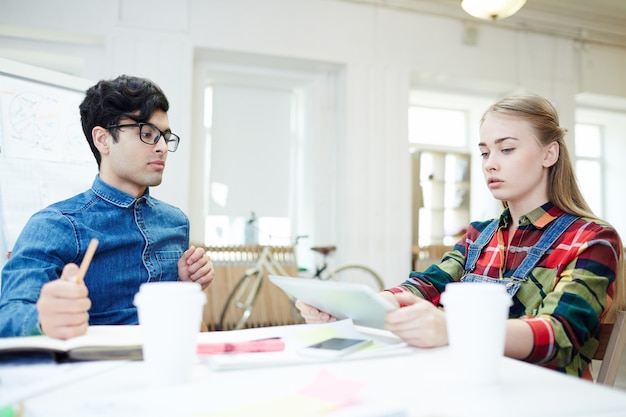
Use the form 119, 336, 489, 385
408, 107, 466, 147
574, 123, 603, 216
203, 85, 299, 246
409, 105, 470, 247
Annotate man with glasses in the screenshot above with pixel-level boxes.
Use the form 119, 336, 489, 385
0, 75, 214, 339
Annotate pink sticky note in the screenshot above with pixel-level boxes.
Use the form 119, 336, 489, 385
204, 370, 367, 417
299, 369, 367, 408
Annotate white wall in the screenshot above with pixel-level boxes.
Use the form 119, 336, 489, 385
1, 0, 626, 285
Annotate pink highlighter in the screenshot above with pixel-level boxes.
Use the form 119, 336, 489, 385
197, 337, 285, 354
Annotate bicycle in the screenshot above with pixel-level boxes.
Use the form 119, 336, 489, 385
218, 238, 385, 330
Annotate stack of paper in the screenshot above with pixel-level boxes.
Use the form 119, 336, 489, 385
198, 319, 412, 370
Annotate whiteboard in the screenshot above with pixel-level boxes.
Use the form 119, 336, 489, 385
0, 59, 97, 268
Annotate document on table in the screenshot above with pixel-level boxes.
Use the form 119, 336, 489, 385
198, 319, 413, 371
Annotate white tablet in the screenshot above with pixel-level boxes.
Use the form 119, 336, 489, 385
269, 275, 395, 329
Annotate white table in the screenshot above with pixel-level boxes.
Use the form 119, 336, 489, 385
4, 323, 626, 417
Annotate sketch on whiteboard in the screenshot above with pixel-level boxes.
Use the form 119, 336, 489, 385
0, 74, 91, 163
9, 91, 58, 150
0, 69, 96, 254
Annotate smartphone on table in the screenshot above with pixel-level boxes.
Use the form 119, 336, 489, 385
298, 337, 372, 358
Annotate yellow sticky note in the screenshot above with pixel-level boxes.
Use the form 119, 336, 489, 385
296, 326, 341, 344
206, 394, 337, 417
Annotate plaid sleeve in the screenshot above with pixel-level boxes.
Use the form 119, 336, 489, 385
386, 248, 466, 306
521, 317, 555, 364
523, 222, 621, 375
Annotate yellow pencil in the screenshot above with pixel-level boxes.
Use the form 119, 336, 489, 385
76, 238, 99, 284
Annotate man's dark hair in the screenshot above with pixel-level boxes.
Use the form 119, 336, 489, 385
79, 75, 169, 167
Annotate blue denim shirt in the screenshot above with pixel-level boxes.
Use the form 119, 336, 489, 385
0, 175, 189, 337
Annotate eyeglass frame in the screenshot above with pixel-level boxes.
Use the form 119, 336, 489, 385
105, 122, 180, 152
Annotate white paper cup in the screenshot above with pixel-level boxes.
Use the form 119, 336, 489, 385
133, 281, 206, 387
440, 282, 512, 385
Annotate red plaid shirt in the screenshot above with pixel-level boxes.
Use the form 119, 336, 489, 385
388, 202, 621, 378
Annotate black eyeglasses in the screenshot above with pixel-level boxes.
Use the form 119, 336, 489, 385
106, 122, 180, 152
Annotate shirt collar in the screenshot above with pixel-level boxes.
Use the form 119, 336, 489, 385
499, 202, 565, 229
91, 175, 151, 208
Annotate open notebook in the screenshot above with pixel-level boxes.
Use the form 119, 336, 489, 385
0, 326, 143, 362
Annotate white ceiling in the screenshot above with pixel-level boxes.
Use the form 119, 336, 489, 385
344, 0, 626, 48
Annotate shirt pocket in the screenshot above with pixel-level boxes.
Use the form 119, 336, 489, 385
156, 250, 183, 281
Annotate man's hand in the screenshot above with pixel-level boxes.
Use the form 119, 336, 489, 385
37, 263, 91, 340
178, 246, 214, 290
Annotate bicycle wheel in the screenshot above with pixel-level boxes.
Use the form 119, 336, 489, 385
219, 269, 264, 330
326, 264, 385, 291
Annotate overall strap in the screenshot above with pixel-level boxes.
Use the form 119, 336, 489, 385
511, 213, 579, 281
464, 218, 499, 273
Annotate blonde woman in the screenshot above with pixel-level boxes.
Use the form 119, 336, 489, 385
297, 94, 624, 379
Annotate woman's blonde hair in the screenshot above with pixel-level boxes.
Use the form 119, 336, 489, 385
482, 94, 625, 320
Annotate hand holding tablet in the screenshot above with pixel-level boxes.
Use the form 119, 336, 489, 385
269, 275, 395, 329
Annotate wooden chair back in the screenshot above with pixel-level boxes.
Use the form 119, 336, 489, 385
594, 310, 626, 386
412, 245, 453, 271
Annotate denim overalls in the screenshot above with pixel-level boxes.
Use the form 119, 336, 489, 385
461, 213, 579, 297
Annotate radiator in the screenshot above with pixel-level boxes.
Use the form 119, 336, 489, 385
196, 244, 305, 331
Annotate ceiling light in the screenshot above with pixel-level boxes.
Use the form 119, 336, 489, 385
461, 0, 527, 20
